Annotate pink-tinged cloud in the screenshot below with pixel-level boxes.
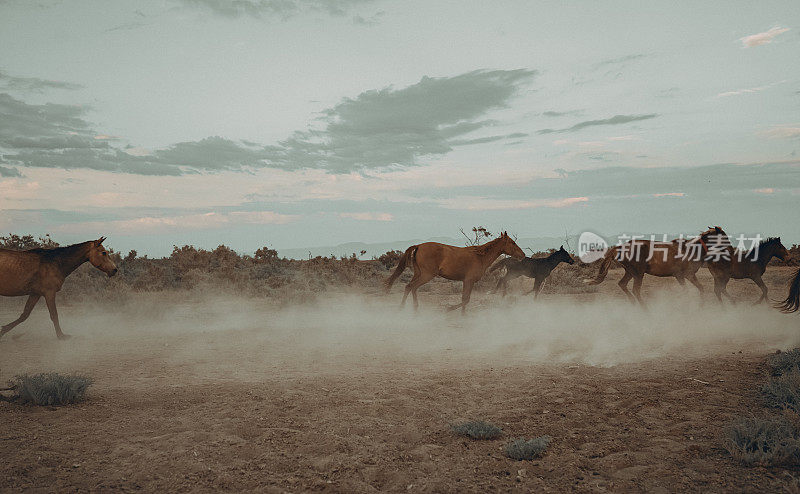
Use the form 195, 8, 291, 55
740, 27, 790, 48
653, 192, 685, 197
758, 125, 800, 139
57, 211, 299, 234
440, 196, 588, 210
755, 188, 774, 194
339, 212, 394, 222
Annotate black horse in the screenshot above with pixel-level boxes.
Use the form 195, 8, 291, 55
776, 268, 800, 313
490, 246, 574, 298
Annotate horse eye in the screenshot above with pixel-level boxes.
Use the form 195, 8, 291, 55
102, 252, 107, 256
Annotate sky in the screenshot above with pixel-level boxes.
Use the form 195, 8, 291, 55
1, 0, 798, 256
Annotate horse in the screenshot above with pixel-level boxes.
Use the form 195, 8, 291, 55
385, 231, 525, 313
0, 237, 118, 340
583, 227, 723, 306
705, 232, 790, 304
776, 269, 800, 313
490, 245, 574, 298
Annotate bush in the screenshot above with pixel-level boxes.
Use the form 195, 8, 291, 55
768, 349, 800, 377
11, 373, 93, 406
451, 420, 503, 440
725, 416, 800, 467
762, 370, 800, 413
505, 436, 551, 460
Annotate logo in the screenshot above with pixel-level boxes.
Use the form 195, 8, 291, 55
578, 231, 608, 263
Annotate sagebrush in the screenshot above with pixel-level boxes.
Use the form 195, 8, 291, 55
11, 373, 93, 406
725, 416, 800, 467
451, 420, 503, 440
505, 436, 551, 460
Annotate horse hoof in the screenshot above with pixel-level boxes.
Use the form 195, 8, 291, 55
57, 333, 72, 340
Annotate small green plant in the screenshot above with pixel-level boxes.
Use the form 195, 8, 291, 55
505, 435, 551, 460
725, 416, 800, 467
11, 373, 93, 406
451, 420, 503, 440
768, 349, 800, 377
762, 369, 800, 413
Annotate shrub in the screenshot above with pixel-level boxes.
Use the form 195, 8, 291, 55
768, 349, 800, 377
762, 370, 800, 413
451, 420, 503, 440
725, 416, 800, 467
12, 373, 93, 406
505, 436, 551, 460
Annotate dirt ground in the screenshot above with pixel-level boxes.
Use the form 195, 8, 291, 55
1, 266, 800, 492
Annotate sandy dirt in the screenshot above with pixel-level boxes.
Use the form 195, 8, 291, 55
1, 266, 800, 492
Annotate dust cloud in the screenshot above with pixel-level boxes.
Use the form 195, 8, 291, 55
1, 290, 798, 385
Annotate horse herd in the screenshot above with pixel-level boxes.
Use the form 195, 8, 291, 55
0, 229, 798, 340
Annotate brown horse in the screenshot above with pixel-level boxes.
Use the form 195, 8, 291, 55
0, 238, 117, 340
490, 245, 574, 298
385, 232, 525, 313
776, 269, 800, 313
584, 227, 722, 305
705, 232, 790, 304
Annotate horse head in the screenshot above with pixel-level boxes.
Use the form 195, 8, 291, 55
499, 231, 525, 260
87, 237, 118, 277
556, 245, 575, 264
771, 237, 790, 261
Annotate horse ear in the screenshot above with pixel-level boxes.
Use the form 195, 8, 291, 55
96, 236, 106, 245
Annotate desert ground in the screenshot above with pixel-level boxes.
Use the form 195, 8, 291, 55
1, 266, 799, 492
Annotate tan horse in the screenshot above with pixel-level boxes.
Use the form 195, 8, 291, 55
584, 227, 723, 305
0, 238, 117, 340
385, 232, 525, 313
704, 231, 790, 304
776, 269, 800, 313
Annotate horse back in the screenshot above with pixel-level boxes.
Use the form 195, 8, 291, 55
0, 249, 44, 296
414, 242, 481, 280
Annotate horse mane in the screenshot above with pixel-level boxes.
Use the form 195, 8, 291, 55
745, 237, 780, 261
472, 236, 503, 255
28, 241, 92, 260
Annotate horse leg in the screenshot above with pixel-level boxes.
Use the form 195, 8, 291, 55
618, 272, 635, 304
44, 292, 70, 340
459, 280, 475, 314
687, 273, 705, 306
494, 275, 509, 297
0, 294, 41, 340
752, 275, 768, 305
529, 278, 544, 299
401, 271, 421, 307
632, 275, 646, 307
675, 276, 686, 287
410, 274, 434, 311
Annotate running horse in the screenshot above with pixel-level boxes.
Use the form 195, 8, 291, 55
584, 227, 723, 305
704, 229, 790, 304
490, 245, 574, 298
385, 232, 525, 313
0, 238, 118, 340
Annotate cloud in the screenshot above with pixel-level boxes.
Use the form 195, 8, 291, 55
3, 69, 534, 176
339, 212, 393, 221
58, 210, 299, 234
538, 114, 658, 134
542, 110, 583, 117
0, 70, 82, 93
178, 0, 377, 19
755, 188, 774, 194
653, 192, 684, 197
267, 69, 536, 172
740, 27, 790, 48
758, 125, 800, 139
439, 196, 588, 211
593, 54, 647, 68
717, 81, 785, 98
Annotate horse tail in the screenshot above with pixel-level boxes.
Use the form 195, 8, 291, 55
776, 268, 800, 313
584, 248, 617, 285
489, 257, 514, 274
384, 245, 418, 293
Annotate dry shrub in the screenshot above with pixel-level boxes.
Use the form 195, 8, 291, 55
769, 349, 800, 377
762, 370, 800, 413
10, 373, 93, 406
725, 416, 800, 467
505, 436, 551, 460
451, 420, 503, 440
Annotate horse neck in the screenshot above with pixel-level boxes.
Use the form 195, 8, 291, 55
477, 239, 507, 268
51, 243, 91, 277
754, 242, 778, 269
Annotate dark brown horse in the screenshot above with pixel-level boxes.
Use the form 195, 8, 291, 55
490, 245, 574, 298
385, 232, 525, 313
705, 232, 790, 304
584, 227, 722, 305
0, 238, 117, 340
776, 269, 800, 313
